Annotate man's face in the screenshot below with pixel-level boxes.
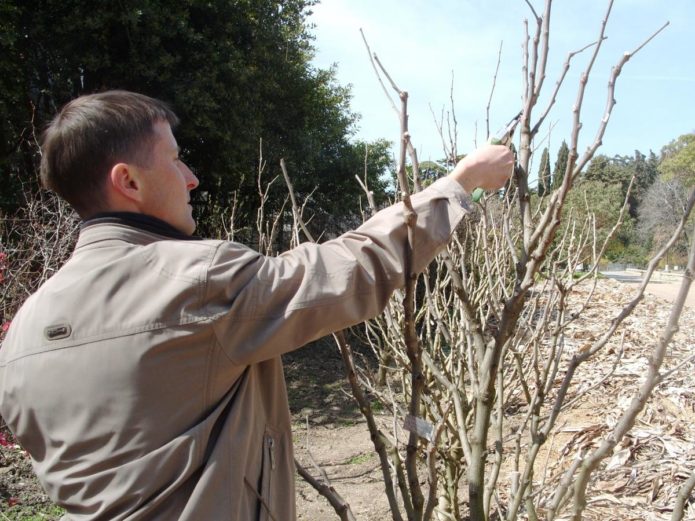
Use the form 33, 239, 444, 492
137, 121, 199, 234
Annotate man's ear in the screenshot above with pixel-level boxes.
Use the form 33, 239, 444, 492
108, 163, 144, 204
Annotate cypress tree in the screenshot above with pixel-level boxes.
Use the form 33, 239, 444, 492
552, 140, 569, 190
537, 147, 551, 197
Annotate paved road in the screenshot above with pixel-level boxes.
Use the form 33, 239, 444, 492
601, 270, 694, 308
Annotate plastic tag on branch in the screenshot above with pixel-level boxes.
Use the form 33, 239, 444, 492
403, 415, 434, 442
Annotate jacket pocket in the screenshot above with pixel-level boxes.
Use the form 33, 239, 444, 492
258, 429, 278, 521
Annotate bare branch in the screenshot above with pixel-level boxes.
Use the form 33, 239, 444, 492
295, 417, 357, 521
360, 29, 399, 117
531, 39, 603, 136
524, 0, 541, 22
486, 41, 504, 139
295, 460, 357, 521
671, 469, 695, 521
572, 20, 670, 176
280, 158, 315, 243
334, 331, 409, 521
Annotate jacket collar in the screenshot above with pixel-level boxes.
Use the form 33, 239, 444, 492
82, 212, 200, 240
76, 212, 201, 249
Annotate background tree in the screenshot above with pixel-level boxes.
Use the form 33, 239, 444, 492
0, 1, 26, 212
584, 150, 658, 221
417, 160, 448, 187
659, 132, 695, 186
631, 149, 659, 199
537, 146, 551, 196
551, 139, 568, 190
638, 176, 691, 264
0, 0, 391, 240
562, 178, 634, 262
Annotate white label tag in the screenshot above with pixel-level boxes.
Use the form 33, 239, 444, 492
403, 415, 434, 441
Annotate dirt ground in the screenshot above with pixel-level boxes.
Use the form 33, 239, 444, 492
2, 276, 694, 520
284, 340, 389, 520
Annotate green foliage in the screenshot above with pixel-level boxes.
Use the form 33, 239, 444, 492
659, 133, 695, 187
566, 180, 625, 232
346, 452, 371, 465
0, 0, 388, 239
370, 399, 384, 412
551, 140, 568, 191
577, 139, 695, 265
418, 160, 448, 187
612, 240, 649, 266
1, 504, 65, 521
584, 155, 631, 187
561, 179, 637, 263
0, 1, 33, 211
537, 147, 550, 197
295, 137, 395, 236
583, 150, 658, 219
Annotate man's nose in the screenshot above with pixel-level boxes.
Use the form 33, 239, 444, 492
185, 165, 199, 190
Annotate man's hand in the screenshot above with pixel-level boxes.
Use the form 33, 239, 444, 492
448, 145, 514, 194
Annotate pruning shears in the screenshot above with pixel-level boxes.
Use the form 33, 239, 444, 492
471, 111, 523, 203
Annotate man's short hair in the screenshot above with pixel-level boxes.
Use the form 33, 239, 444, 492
40, 90, 179, 217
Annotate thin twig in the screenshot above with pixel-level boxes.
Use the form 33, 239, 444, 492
486, 41, 504, 139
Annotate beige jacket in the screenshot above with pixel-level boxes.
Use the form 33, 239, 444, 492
0, 177, 470, 520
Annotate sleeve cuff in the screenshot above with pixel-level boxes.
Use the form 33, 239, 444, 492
423, 176, 472, 213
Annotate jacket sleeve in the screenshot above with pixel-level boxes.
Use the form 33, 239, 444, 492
205, 176, 471, 365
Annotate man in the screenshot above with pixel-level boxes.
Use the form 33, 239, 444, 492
0, 91, 513, 520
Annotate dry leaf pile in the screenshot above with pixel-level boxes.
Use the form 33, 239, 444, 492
530, 277, 695, 520
292, 277, 695, 521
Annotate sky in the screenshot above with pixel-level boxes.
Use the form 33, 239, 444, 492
308, 0, 695, 167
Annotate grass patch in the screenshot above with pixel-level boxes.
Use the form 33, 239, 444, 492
370, 399, 384, 412
346, 452, 371, 465
1, 504, 65, 521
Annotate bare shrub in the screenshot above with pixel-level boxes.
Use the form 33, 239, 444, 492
299, 3, 695, 521
0, 186, 79, 337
